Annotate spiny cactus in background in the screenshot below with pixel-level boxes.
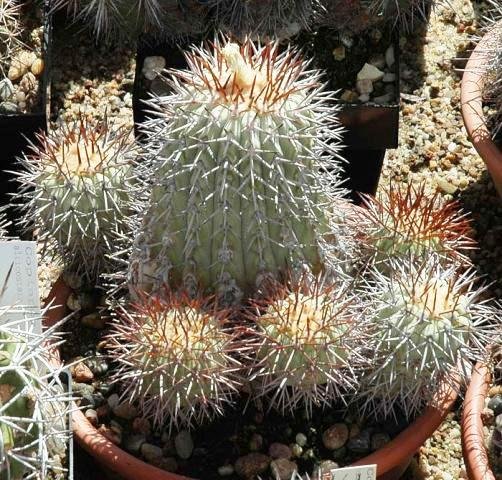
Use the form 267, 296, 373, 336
212, 0, 322, 38
358, 258, 497, 418
0, 308, 70, 480
52, 0, 209, 40
15, 116, 137, 284
0, 0, 22, 77
351, 183, 475, 270
368, 0, 436, 31
129, 37, 349, 303
106, 290, 243, 430
245, 276, 366, 417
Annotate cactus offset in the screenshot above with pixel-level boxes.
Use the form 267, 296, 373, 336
353, 183, 475, 269
15, 117, 137, 283
129, 37, 348, 302
359, 259, 496, 418
369, 0, 437, 31
106, 290, 243, 430
245, 276, 366, 417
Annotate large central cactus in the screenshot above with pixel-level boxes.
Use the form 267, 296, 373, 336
129, 38, 347, 301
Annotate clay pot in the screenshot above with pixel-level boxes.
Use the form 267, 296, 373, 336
44, 278, 458, 480
461, 26, 502, 197
461, 363, 496, 480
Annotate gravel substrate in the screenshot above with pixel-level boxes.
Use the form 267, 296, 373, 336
40, 1, 502, 478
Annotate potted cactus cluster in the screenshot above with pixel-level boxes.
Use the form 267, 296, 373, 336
12, 8, 502, 474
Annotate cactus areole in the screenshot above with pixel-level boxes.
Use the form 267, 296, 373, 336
130, 38, 345, 301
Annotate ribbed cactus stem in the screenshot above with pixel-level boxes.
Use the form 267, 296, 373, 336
15, 117, 137, 283
359, 259, 497, 418
129, 37, 347, 302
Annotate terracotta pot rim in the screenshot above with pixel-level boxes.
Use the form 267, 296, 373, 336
460, 29, 502, 197
461, 362, 496, 480
44, 278, 459, 480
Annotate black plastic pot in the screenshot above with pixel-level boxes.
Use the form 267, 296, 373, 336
0, 1, 52, 231
132, 34, 399, 202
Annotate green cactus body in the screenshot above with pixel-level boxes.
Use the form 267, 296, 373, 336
361, 261, 494, 418
257, 293, 350, 388
130, 39, 346, 300
107, 292, 242, 429
16, 119, 136, 282
356, 184, 474, 270
246, 279, 365, 415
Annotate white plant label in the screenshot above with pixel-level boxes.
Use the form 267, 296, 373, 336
328, 465, 377, 480
0, 241, 41, 332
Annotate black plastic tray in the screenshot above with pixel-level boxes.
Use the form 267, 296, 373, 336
0, 0, 52, 227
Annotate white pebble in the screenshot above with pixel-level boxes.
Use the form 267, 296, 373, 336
357, 63, 384, 82
385, 45, 395, 68
142, 56, 166, 81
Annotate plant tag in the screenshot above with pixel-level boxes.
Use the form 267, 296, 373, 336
328, 465, 377, 480
0, 241, 40, 332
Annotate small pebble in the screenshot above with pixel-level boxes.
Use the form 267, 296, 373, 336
133, 417, 152, 435
268, 443, 292, 459
113, 402, 138, 420
141, 443, 163, 463
322, 423, 349, 450
124, 434, 146, 455
0, 79, 14, 101
270, 458, 297, 480
291, 444, 302, 457
357, 63, 384, 82
175, 430, 194, 459
70, 362, 94, 383
347, 429, 371, 454
488, 395, 502, 416
234, 453, 270, 479
107, 393, 120, 409
481, 407, 495, 426
218, 465, 234, 476
31, 58, 44, 77
356, 79, 373, 95
84, 409, 98, 426
142, 56, 166, 81
295, 433, 307, 447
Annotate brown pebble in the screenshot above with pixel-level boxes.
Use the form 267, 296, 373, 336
268, 443, 292, 459
70, 362, 94, 383
31, 58, 44, 77
113, 402, 138, 420
132, 417, 151, 435
489, 386, 502, 397
234, 453, 270, 479
96, 404, 110, 419
322, 423, 349, 450
481, 407, 495, 426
